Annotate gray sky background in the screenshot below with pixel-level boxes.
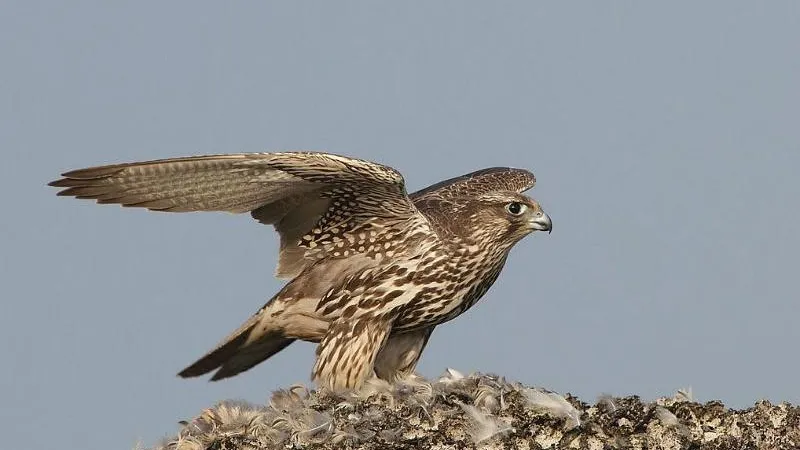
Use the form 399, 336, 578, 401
2, 2, 799, 449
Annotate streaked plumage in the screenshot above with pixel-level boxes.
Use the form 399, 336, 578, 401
50, 152, 552, 391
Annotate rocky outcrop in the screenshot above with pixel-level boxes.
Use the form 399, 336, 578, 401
151, 370, 799, 449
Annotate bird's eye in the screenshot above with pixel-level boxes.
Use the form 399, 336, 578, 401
505, 202, 525, 216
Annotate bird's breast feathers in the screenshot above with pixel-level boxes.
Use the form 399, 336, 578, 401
312, 241, 510, 331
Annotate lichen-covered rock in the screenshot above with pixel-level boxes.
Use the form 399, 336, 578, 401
149, 370, 800, 450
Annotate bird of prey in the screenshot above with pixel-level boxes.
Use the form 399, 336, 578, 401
50, 152, 552, 391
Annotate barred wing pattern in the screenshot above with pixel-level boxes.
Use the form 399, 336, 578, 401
50, 152, 421, 279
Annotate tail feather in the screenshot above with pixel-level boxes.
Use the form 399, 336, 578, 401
209, 334, 294, 380
178, 309, 296, 380
178, 328, 252, 378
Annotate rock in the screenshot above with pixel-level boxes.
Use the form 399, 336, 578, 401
150, 371, 800, 450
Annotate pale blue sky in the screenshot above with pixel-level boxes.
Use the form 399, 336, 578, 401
2, 2, 799, 449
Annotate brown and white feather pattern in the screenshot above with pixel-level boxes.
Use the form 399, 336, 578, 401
50, 152, 551, 391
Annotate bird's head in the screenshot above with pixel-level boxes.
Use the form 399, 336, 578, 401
468, 191, 552, 249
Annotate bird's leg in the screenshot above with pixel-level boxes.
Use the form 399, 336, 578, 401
311, 315, 394, 392
373, 326, 435, 383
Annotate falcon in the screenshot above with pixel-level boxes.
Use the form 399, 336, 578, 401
50, 152, 552, 391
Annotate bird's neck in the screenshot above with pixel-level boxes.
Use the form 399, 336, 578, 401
448, 234, 512, 267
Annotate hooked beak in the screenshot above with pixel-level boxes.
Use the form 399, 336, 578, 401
530, 212, 552, 234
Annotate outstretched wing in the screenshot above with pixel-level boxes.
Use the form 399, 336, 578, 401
410, 166, 536, 201
50, 152, 421, 278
